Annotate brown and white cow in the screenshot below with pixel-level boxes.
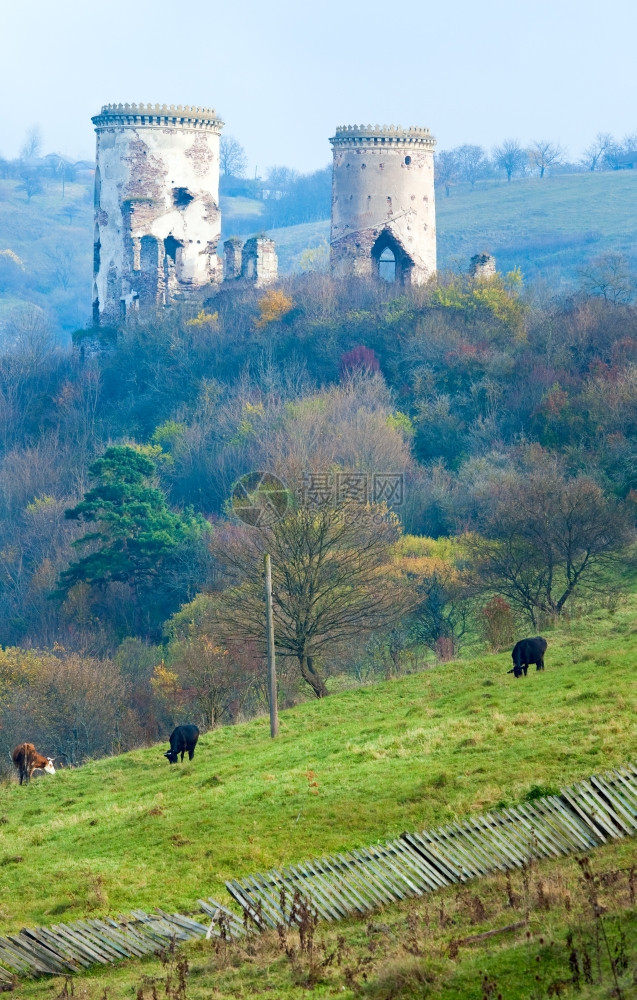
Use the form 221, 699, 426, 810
11, 743, 56, 785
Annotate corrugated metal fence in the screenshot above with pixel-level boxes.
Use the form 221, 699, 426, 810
1, 762, 635, 984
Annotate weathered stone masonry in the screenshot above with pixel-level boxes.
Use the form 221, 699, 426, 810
223, 236, 278, 286
469, 253, 496, 280
91, 103, 224, 324
329, 124, 437, 285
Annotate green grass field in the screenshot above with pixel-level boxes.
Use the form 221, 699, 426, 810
15, 838, 637, 1000
1, 596, 635, 934
2, 596, 636, 996
0, 178, 92, 334
436, 171, 637, 284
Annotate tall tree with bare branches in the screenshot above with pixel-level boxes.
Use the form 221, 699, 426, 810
469, 470, 632, 625
493, 139, 526, 183
212, 501, 410, 698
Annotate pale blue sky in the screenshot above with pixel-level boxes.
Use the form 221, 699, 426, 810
1, 0, 635, 172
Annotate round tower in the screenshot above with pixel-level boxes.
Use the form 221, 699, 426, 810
329, 124, 436, 284
91, 103, 224, 324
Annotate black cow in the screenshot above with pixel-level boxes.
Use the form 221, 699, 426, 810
164, 724, 200, 764
509, 637, 548, 678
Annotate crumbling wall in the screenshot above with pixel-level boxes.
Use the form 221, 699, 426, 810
223, 237, 243, 280
241, 237, 278, 287
92, 104, 224, 323
469, 253, 496, 280
329, 125, 437, 285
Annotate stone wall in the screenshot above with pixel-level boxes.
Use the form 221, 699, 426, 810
223, 237, 243, 281
469, 253, 496, 280
241, 237, 278, 287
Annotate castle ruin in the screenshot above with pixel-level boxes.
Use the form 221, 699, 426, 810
329, 124, 437, 284
90, 107, 442, 324
92, 103, 226, 324
223, 236, 278, 286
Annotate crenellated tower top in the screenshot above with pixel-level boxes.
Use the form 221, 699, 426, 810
330, 124, 436, 149
92, 103, 223, 131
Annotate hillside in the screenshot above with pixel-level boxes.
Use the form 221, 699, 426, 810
2, 170, 637, 339
0, 178, 92, 335
436, 171, 637, 284
268, 171, 637, 280
1, 598, 636, 999
1, 597, 635, 935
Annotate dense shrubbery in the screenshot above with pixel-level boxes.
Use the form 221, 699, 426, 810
1, 269, 636, 759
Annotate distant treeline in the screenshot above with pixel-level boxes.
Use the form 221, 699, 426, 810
435, 132, 637, 195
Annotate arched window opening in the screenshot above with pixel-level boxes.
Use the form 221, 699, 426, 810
164, 235, 182, 263
378, 246, 396, 282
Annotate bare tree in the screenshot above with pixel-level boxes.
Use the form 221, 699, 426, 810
20, 125, 42, 162
265, 165, 298, 195
529, 140, 565, 178
578, 252, 636, 305
212, 501, 410, 698
219, 135, 247, 178
153, 637, 260, 728
43, 242, 77, 290
435, 150, 459, 197
18, 169, 44, 201
469, 470, 632, 625
581, 132, 615, 171
493, 139, 526, 183
409, 569, 474, 658
0, 651, 131, 765
454, 145, 487, 188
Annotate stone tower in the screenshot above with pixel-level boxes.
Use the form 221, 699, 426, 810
91, 103, 224, 324
329, 124, 436, 284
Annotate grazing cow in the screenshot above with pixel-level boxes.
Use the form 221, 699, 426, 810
509, 637, 548, 678
12, 743, 56, 785
164, 724, 199, 764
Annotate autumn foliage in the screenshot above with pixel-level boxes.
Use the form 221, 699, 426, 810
255, 289, 294, 327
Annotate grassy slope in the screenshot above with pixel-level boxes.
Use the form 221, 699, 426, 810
268, 171, 637, 280
17, 839, 637, 1000
11, 834, 636, 1000
436, 171, 637, 284
0, 179, 92, 334
1, 598, 635, 937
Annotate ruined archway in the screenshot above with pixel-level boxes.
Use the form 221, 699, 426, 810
371, 230, 414, 285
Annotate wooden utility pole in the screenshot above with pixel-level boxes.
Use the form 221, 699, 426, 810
264, 553, 279, 737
